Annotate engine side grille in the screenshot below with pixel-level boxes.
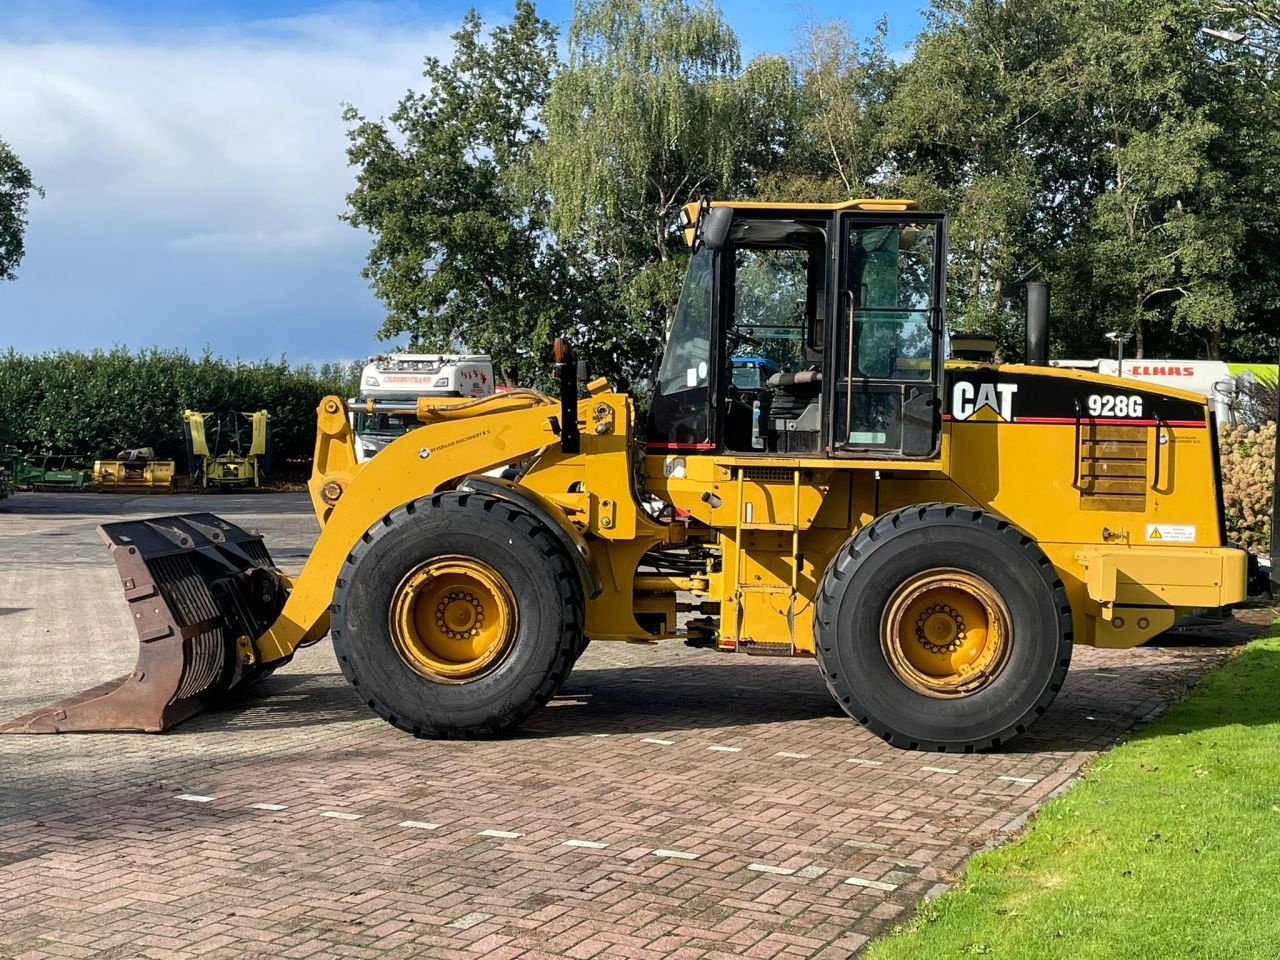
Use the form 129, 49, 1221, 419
740, 466, 800, 482
1078, 424, 1148, 512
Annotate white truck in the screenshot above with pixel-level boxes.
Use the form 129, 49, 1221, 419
1051, 358, 1277, 427
350, 353, 496, 462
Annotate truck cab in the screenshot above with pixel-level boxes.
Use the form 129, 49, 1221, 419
351, 353, 495, 461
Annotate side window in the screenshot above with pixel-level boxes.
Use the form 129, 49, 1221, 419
847, 223, 936, 380
730, 247, 812, 372
722, 237, 828, 455
836, 220, 941, 456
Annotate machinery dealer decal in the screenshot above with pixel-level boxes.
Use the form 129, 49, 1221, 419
943, 369, 1207, 427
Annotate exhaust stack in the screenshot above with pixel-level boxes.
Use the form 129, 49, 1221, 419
1026, 281, 1050, 366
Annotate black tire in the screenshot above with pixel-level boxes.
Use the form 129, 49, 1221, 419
331, 491, 583, 738
815, 503, 1072, 752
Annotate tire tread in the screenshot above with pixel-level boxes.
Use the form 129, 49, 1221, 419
814, 502, 1072, 752
330, 492, 583, 740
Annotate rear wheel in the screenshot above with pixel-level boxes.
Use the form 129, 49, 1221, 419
815, 503, 1072, 751
331, 492, 583, 738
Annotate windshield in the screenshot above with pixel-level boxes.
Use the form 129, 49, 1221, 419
354, 410, 419, 436
656, 247, 714, 396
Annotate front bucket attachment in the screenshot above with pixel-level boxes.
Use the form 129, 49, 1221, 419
0, 513, 288, 734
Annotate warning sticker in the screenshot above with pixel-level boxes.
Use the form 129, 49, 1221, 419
1146, 524, 1196, 543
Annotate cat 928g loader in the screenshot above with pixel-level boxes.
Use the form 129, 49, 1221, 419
1, 198, 1257, 751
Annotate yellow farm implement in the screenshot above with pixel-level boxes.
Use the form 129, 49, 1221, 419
183, 410, 270, 489
92, 449, 175, 493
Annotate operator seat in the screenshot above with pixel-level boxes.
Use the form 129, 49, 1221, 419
766, 347, 822, 452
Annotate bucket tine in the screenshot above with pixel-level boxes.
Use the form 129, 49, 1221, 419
0, 513, 288, 734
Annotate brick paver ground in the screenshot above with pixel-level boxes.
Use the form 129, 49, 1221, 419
0, 492, 1269, 960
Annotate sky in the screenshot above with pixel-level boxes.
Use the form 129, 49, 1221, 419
0, 0, 925, 366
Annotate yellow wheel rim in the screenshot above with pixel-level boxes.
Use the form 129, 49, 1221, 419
389, 556, 517, 683
880, 569, 1012, 698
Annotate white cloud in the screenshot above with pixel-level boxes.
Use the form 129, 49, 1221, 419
0, 3, 461, 360
170, 227, 333, 252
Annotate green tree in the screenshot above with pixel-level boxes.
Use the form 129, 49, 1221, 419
543, 0, 795, 351
343, 2, 603, 388
0, 138, 42, 282
877, 0, 1280, 361
880, 0, 1083, 343
757, 17, 900, 203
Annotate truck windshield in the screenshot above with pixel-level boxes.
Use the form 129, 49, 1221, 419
355, 409, 419, 436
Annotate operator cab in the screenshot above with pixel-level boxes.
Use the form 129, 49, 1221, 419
647, 200, 945, 459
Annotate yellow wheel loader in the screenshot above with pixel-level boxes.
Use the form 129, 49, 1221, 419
1, 199, 1261, 750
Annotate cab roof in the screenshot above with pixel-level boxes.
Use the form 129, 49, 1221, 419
682, 198, 922, 220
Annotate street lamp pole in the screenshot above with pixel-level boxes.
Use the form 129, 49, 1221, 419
1200, 26, 1280, 57
1104, 331, 1131, 373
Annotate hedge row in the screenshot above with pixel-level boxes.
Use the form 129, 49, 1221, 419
0, 348, 360, 470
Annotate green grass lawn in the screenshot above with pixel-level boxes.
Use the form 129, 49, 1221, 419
865, 623, 1280, 960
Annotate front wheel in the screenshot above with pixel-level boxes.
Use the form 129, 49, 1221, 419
331, 491, 583, 738
815, 503, 1073, 752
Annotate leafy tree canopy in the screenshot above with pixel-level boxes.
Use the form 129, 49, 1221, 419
348, 0, 1280, 374
0, 138, 42, 283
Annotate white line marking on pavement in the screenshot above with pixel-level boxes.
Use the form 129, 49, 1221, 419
446, 912, 493, 930
652, 849, 701, 860
998, 776, 1039, 785
845, 876, 899, 891
175, 795, 215, 803
1094, 672, 1119, 678
478, 829, 523, 839
846, 758, 884, 766
399, 821, 440, 830
774, 752, 810, 759
248, 803, 287, 811
562, 839, 610, 849
641, 738, 675, 745
590, 733, 611, 737
920, 766, 958, 775
320, 811, 364, 821
748, 863, 796, 876
707, 745, 742, 753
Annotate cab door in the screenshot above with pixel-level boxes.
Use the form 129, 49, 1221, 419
828, 212, 946, 458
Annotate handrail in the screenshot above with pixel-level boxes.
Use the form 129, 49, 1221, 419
1072, 398, 1083, 489
1152, 412, 1165, 491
